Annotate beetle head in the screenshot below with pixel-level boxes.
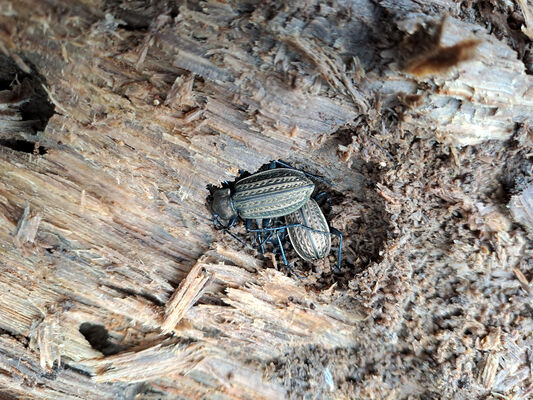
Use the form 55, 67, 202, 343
211, 188, 237, 221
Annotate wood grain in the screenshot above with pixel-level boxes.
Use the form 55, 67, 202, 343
0, 0, 531, 398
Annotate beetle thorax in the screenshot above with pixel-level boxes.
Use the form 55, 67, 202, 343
211, 188, 237, 221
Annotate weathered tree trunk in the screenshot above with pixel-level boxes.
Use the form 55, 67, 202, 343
0, 0, 532, 399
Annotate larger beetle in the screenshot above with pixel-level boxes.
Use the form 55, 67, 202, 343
210, 167, 315, 225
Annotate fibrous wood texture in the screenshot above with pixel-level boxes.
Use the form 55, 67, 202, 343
0, 0, 532, 399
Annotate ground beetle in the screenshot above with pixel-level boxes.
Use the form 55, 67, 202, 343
211, 168, 314, 223
209, 161, 342, 272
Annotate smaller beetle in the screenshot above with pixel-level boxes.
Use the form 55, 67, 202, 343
285, 198, 343, 272
286, 198, 331, 261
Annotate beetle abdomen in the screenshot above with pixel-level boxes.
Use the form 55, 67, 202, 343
233, 168, 314, 219
286, 199, 331, 261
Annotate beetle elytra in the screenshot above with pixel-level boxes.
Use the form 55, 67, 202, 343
285, 199, 331, 261
211, 168, 314, 224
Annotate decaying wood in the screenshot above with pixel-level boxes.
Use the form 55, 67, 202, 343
0, 0, 532, 399
0, 335, 126, 400
517, 0, 533, 40
510, 184, 533, 234
400, 17, 532, 145
87, 341, 210, 383
12, 203, 41, 248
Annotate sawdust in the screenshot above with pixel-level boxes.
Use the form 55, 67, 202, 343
264, 115, 533, 399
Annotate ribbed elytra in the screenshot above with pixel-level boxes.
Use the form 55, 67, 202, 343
285, 199, 331, 261
233, 168, 314, 219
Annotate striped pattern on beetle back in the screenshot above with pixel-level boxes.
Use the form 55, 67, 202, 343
233, 168, 314, 219
286, 199, 331, 261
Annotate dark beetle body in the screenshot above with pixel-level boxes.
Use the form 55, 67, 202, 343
233, 169, 314, 219
209, 161, 342, 272
211, 168, 314, 222
285, 199, 331, 261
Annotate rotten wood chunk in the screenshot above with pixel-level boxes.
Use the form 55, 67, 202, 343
510, 184, 533, 234
512, 267, 532, 295
0, 0, 531, 398
177, 257, 365, 360
400, 18, 533, 145
86, 341, 210, 383
29, 315, 62, 370
0, 335, 122, 399
480, 353, 500, 389
164, 74, 196, 109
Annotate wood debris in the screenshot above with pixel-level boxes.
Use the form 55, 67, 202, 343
513, 267, 532, 295
509, 184, 533, 234
29, 309, 64, 370
406, 39, 480, 77
160, 262, 210, 333
13, 203, 41, 248
87, 341, 210, 383
480, 353, 500, 389
0, 0, 531, 399
164, 74, 196, 109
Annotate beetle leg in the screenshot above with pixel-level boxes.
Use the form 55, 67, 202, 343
257, 219, 274, 250
224, 228, 254, 249
247, 222, 336, 274
274, 228, 305, 279
275, 229, 296, 275
245, 219, 257, 247
246, 219, 268, 253
214, 218, 254, 250
274, 229, 287, 265
213, 215, 254, 249
314, 191, 327, 201
313, 191, 332, 207
261, 219, 273, 248
256, 219, 265, 254
258, 231, 265, 248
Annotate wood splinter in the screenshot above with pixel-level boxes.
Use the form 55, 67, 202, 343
160, 262, 210, 333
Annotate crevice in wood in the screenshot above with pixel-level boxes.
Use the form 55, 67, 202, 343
0, 138, 47, 155
79, 323, 127, 356
0, 53, 55, 135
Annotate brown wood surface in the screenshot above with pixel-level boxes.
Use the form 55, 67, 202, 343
0, 0, 532, 399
